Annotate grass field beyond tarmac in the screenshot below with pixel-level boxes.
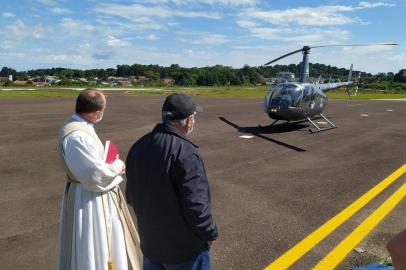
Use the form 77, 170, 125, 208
1, 87, 406, 99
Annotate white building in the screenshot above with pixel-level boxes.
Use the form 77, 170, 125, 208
276, 72, 295, 80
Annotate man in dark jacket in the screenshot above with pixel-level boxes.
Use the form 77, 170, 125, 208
125, 93, 218, 270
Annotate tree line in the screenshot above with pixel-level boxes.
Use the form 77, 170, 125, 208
1, 64, 405, 86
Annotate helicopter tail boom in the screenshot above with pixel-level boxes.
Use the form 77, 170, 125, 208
320, 64, 354, 92
319, 81, 353, 92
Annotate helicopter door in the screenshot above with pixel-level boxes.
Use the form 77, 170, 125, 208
310, 88, 316, 110
301, 86, 312, 110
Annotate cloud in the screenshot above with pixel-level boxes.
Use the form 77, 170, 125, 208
60, 16, 160, 42
135, 0, 258, 6
245, 26, 291, 39
47, 54, 68, 61
0, 52, 26, 58
237, 20, 258, 29
193, 0, 258, 5
177, 32, 230, 46
144, 34, 160, 40
59, 18, 96, 36
92, 51, 114, 60
240, 6, 359, 26
239, 2, 395, 27
0, 21, 44, 49
167, 22, 179, 27
358, 1, 395, 9
106, 35, 131, 47
49, 17, 138, 64
96, 16, 163, 31
236, 2, 395, 46
49, 7, 72, 14
307, 45, 400, 74
283, 28, 351, 43
91, 3, 222, 38
93, 3, 221, 20
37, 0, 73, 15
2, 12, 15, 18
388, 52, 406, 64
42, 51, 96, 65
236, 22, 351, 44
38, 0, 59, 5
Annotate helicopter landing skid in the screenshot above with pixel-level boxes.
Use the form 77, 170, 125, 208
306, 114, 337, 133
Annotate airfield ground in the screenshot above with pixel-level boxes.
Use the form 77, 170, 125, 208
1, 92, 405, 269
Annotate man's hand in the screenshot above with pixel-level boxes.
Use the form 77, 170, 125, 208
113, 159, 126, 175
120, 163, 126, 175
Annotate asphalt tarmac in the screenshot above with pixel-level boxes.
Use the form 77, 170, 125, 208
1, 93, 405, 270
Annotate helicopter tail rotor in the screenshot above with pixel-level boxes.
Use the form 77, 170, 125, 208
347, 64, 353, 82
346, 64, 354, 98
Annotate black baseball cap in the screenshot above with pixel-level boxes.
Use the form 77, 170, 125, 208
162, 93, 202, 120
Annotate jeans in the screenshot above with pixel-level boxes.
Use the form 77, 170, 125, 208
143, 249, 211, 270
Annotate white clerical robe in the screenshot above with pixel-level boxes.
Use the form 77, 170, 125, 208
57, 114, 132, 270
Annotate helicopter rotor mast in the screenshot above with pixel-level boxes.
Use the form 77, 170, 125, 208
300, 46, 311, 83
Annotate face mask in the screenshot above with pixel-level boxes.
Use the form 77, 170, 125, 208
186, 115, 195, 136
94, 111, 104, 124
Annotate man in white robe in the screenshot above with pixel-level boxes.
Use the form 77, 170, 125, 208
57, 89, 142, 270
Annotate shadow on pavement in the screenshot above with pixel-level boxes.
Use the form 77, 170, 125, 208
218, 116, 306, 152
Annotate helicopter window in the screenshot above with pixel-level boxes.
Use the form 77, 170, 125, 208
282, 85, 302, 106
267, 84, 303, 107
313, 92, 324, 106
302, 87, 312, 102
266, 85, 283, 101
291, 87, 302, 106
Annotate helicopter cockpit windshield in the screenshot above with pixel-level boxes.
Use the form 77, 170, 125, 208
265, 83, 303, 111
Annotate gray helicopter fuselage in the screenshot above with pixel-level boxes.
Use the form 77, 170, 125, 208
264, 82, 328, 120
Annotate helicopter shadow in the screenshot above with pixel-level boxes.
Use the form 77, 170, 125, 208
243, 120, 310, 134
218, 117, 306, 152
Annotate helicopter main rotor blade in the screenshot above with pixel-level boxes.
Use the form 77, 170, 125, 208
310, 43, 398, 49
263, 43, 397, 66
263, 48, 304, 66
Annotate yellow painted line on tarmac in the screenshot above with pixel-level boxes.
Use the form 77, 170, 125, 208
313, 182, 406, 270
264, 164, 406, 270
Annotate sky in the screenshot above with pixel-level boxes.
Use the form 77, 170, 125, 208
0, 0, 405, 74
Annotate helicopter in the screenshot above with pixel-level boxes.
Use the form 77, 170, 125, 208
262, 43, 397, 133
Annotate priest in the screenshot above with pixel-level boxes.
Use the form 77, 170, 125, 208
57, 89, 142, 270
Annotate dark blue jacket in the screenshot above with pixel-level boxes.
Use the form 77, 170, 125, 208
125, 123, 218, 263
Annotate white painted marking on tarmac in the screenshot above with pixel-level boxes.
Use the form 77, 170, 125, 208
239, 135, 254, 139
360, 114, 369, 117
1, 88, 36, 91
317, 121, 328, 125
386, 109, 393, 112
